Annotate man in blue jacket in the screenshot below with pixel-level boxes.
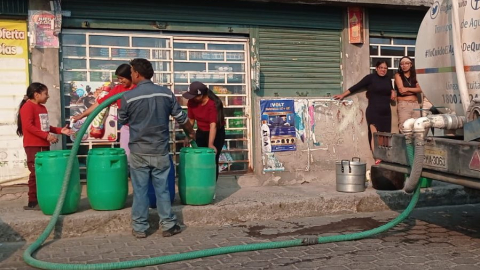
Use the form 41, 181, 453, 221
119, 58, 195, 238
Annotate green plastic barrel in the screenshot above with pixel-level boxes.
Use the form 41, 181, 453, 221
419, 177, 433, 188
178, 147, 216, 205
35, 150, 81, 215
87, 148, 128, 210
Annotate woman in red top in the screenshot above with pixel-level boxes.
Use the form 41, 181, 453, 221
72, 64, 135, 156
183, 81, 226, 182
16, 82, 73, 210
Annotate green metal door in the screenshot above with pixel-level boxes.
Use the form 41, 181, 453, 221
368, 8, 426, 77
369, 8, 426, 37
0, 0, 28, 16
257, 27, 342, 97
62, 0, 342, 30
62, 0, 344, 99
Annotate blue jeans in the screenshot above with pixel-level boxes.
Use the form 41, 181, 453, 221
129, 152, 177, 233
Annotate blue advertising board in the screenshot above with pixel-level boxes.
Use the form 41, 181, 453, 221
260, 99, 296, 152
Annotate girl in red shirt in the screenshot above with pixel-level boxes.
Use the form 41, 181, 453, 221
72, 64, 135, 156
183, 81, 226, 182
16, 83, 73, 210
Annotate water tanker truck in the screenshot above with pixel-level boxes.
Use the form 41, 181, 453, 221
373, 0, 480, 192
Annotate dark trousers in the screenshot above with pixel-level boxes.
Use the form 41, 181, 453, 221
195, 126, 226, 181
25, 146, 49, 203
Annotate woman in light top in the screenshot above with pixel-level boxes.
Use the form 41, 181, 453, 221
394, 56, 422, 132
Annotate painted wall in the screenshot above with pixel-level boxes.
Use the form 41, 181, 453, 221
247, 10, 379, 186
250, 96, 377, 186
30, 50, 62, 151
1, 1, 415, 185
0, 0, 61, 186
29, 0, 62, 149
0, 19, 30, 185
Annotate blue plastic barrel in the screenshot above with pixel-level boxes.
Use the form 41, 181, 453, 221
148, 155, 175, 208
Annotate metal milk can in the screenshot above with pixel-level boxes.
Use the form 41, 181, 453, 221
335, 157, 366, 193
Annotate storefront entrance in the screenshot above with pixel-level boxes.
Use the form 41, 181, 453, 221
61, 30, 251, 175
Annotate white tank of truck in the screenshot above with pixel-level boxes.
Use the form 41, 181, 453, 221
372, 0, 480, 192
415, 0, 480, 116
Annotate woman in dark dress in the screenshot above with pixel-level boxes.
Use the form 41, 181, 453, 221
333, 61, 395, 163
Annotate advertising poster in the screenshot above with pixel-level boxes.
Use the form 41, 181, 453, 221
28, 11, 59, 48
0, 20, 29, 87
260, 99, 296, 152
67, 81, 118, 143
0, 20, 30, 185
347, 7, 364, 44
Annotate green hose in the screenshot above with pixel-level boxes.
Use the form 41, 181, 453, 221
405, 138, 415, 184
23, 93, 422, 270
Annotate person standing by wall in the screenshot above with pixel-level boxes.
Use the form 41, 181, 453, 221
182, 81, 226, 182
394, 56, 422, 131
333, 61, 395, 164
118, 58, 195, 238
16, 83, 73, 210
72, 64, 135, 156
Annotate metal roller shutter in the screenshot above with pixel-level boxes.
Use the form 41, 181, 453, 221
258, 27, 342, 97
0, 0, 27, 16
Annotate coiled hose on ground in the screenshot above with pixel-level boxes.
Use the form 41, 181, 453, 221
24, 93, 422, 270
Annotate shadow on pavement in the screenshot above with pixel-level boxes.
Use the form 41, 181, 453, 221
409, 204, 480, 238
147, 175, 241, 234
0, 218, 26, 264
369, 165, 480, 240
371, 164, 480, 211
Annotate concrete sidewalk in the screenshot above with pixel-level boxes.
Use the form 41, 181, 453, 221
1, 175, 480, 243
